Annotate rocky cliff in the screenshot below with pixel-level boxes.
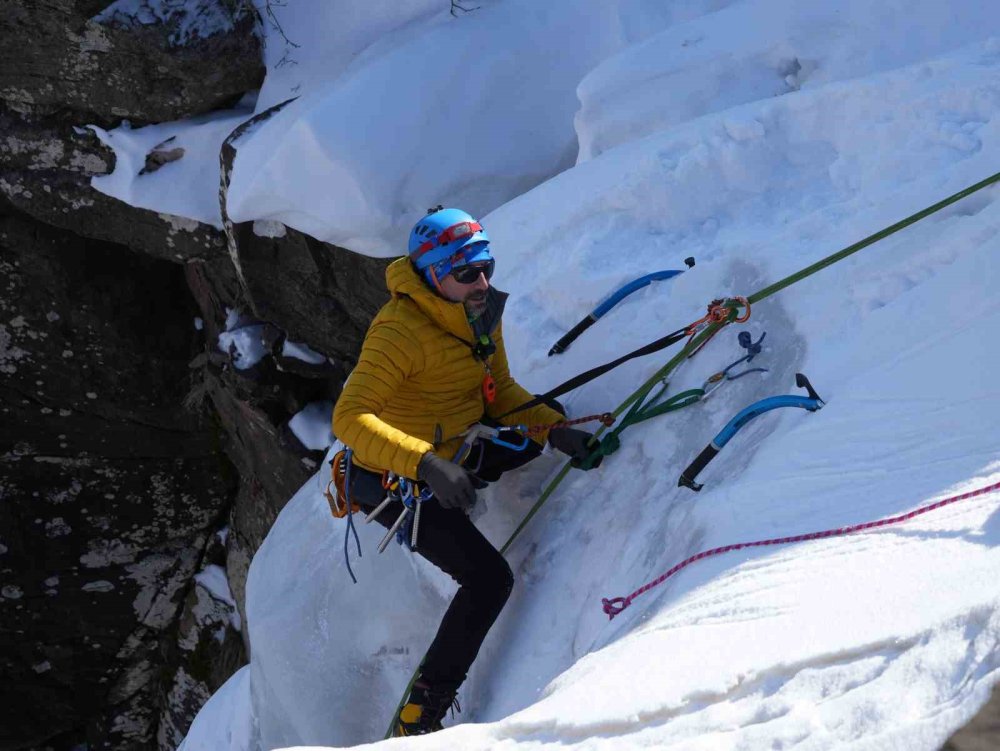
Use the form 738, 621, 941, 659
0, 2, 385, 748
3, 3, 996, 751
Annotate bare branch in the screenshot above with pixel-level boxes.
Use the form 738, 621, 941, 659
451, 0, 480, 17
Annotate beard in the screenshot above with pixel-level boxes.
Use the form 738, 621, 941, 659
464, 290, 488, 316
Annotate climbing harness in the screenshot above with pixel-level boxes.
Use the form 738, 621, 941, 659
337, 422, 537, 563
602, 478, 1000, 619
549, 258, 696, 356
678, 373, 824, 492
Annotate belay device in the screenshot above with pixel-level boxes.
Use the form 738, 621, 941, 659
678, 373, 825, 492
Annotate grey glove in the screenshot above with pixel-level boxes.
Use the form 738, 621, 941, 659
417, 452, 487, 510
547, 427, 602, 469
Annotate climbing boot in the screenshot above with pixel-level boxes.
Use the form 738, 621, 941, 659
392, 680, 460, 737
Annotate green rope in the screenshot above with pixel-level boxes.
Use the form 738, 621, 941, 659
574, 388, 705, 471
384, 666, 422, 739
748, 170, 1000, 305
500, 319, 730, 554
500, 170, 1000, 554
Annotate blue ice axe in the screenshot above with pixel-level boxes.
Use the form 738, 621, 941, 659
548, 258, 695, 356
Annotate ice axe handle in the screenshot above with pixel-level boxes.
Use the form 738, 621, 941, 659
678, 444, 719, 492
549, 315, 596, 356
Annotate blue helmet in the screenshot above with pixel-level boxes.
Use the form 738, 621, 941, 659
408, 207, 491, 284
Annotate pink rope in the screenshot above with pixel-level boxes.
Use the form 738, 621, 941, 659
602, 479, 1000, 619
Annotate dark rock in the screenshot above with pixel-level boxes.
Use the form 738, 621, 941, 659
0, 2, 393, 741
157, 529, 245, 751
181, 230, 387, 655
227, 222, 390, 362
0, 105, 228, 264
0, 213, 234, 749
943, 684, 1000, 750
0, 0, 264, 126
0, 107, 114, 176
140, 138, 185, 176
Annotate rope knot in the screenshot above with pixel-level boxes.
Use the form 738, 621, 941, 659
602, 597, 630, 619
706, 298, 730, 323
687, 296, 752, 336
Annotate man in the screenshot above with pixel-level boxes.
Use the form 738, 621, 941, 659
332, 206, 597, 736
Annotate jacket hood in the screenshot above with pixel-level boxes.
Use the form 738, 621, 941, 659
385, 257, 506, 342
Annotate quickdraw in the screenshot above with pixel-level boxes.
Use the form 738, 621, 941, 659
500, 326, 765, 551
566, 332, 769, 472
700, 331, 767, 399
364, 475, 435, 553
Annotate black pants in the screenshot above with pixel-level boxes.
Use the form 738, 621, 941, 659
347, 435, 543, 691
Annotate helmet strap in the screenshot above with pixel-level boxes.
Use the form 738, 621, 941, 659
426, 263, 447, 297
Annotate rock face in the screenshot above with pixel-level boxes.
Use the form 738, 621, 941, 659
157, 530, 245, 751
2, 2, 999, 750
0, 1, 386, 748
0, 214, 234, 749
1, 0, 263, 125
0, 1, 393, 746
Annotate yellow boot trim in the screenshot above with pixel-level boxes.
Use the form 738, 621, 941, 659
393, 703, 424, 737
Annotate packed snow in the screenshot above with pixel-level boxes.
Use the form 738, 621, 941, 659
217, 308, 267, 371
281, 340, 327, 366
288, 402, 335, 452
102, 1, 1000, 749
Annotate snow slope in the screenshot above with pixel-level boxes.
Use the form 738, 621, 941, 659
91, 0, 693, 253
150, 3, 1000, 749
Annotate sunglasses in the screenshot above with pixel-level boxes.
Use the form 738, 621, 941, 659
450, 258, 495, 284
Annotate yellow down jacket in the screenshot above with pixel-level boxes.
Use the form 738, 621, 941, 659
333, 258, 564, 478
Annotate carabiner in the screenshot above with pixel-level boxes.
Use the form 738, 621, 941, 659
491, 426, 530, 451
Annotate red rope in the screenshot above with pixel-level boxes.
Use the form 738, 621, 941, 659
525, 412, 615, 437
602, 479, 1000, 619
